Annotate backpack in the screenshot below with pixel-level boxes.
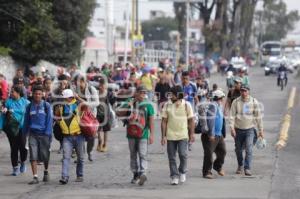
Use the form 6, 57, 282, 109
80, 105, 99, 138
3, 111, 20, 137
96, 96, 116, 127
126, 102, 147, 138
194, 103, 209, 134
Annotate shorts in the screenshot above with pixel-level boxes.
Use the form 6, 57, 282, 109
99, 123, 111, 132
29, 133, 51, 162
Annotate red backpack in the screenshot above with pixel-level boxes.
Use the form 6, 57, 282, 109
80, 105, 99, 137
127, 105, 147, 138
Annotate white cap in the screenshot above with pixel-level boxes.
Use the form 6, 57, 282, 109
62, 89, 74, 98
212, 89, 225, 99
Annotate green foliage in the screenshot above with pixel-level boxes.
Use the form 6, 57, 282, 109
0, 46, 12, 56
0, 0, 96, 65
261, 0, 300, 42
142, 17, 178, 42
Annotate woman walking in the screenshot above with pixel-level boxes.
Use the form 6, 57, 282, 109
3, 86, 30, 176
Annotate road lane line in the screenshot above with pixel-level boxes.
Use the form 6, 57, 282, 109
276, 87, 297, 150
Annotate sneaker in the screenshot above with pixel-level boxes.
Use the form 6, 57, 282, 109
75, 176, 84, 182
138, 174, 147, 186
236, 166, 243, 174
20, 163, 26, 173
28, 177, 39, 185
88, 153, 93, 162
59, 177, 68, 185
179, 173, 186, 183
43, 171, 50, 182
131, 173, 140, 184
244, 169, 252, 176
11, 167, 20, 176
171, 177, 179, 185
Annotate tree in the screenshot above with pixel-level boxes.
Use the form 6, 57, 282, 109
259, 0, 300, 42
52, 0, 96, 65
0, 0, 96, 65
141, 17, 178, 42
192, 0, 216, 55
228, 0, 258, 56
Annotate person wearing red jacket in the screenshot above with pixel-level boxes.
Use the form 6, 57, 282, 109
0, 74, 9, 102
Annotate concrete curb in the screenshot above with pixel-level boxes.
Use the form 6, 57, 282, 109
276, 87, 297, 150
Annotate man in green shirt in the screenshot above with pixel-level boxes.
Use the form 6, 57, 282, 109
116, 85, 154, 186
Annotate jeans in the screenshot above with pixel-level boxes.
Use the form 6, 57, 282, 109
201, 134, 226, 176
235, 128, 255, 170
62, 134, 85, 178
128, 138, 148, 175
167, 139, 188, 178
7, 130, 28, 167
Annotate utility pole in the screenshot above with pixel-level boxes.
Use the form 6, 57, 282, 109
106, 0, 114, 63
186, 0, 190, 68
124, 3, 130, 65
131, 0, 136, 64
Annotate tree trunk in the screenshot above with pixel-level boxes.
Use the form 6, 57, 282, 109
214, 0, 229, 58
229, 0, 242, 57
240, 0, 257, 55
174, 2, 186, 56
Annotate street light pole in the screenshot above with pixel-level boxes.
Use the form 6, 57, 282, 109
124, 3, 130, 65
186, 0, 190, 68
131, 0, 136, 64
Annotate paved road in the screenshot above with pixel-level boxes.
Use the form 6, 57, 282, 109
269, 85, 300, 199
0, 66, 299, 199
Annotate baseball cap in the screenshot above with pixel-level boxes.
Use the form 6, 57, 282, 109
136, 85, 147, 92
212, 89, 225, 99
240, 84, 250, 91
62, 89, 74, 98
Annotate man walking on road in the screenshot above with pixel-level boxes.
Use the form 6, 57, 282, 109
57, 89, 85, 185
116, 85, 155, 186
161, 85, 195, 185
23, 85, 53, 184
202, 89, 227, 179
181, 71, 197, 151
229, 84, 264, 176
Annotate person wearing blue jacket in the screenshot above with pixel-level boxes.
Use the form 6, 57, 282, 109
3, 86, 30, 176
23, 85, 53, 185
201, 89, 227, 179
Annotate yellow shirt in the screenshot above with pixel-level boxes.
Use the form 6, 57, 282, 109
161, 100, 194, 141
140, 74, 153, 91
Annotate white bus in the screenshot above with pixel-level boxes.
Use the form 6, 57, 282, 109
259, 41, 282, 66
